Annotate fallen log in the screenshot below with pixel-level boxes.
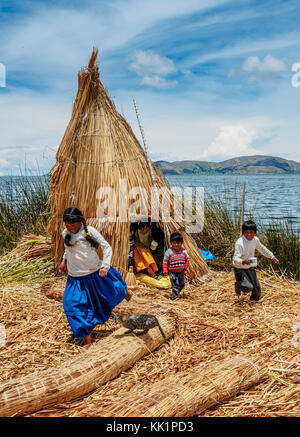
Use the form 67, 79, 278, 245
74, 353, 269, 417
0, 315, 174, 417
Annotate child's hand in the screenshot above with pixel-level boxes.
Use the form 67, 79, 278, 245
272, 257, 280, 264
163, 272, 168, 276
242, 258, 250, 265
58, 260, 67, 274
99, 267, 108, 277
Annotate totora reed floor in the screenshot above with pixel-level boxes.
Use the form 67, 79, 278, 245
0, 269, 299, 417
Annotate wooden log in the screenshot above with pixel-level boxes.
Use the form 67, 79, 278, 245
0, 316, 174, 417
74, 353, 268, 417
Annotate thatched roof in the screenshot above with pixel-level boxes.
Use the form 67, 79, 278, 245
48, 48, 208, 279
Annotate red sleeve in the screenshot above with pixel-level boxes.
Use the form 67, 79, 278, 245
184, 256, 189, 271
163, 259, 169, 274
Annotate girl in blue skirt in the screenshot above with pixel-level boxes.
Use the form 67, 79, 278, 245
58, 207, 132, 349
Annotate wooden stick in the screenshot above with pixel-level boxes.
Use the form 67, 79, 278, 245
241, 181, 246, 235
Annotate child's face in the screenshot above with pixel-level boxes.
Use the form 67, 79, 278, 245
171, 240, 182, 251
243, 230, 255, 241
65, 221, 82, 234
139, 225, 150, 233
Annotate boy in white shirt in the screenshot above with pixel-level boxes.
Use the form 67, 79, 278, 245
233, 220, 279, 301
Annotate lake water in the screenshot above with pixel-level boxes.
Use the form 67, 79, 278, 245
0, 173, 299, 231
166, 173, 300, 231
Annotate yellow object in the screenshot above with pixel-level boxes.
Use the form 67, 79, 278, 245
133, 247, 158, 272
150, 240, 158, 250
136, 273, 171, 289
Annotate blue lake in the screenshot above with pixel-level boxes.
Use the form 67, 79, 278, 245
166, 173, 300, 231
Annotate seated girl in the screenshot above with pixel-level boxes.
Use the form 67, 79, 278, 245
130, 221, 159, 279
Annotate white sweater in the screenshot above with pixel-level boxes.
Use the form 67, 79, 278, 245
62, 225, 112, 277
233, 235, 274, 269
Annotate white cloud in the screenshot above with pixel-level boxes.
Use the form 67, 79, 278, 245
120, 93, 278, 162
181, 69, 194, 78
129, 51, 178, 89
243, 54, 288, 74
0, 63, 6, 87
0, 88, 70, 174
184, 32, 300, 69
242, 56, 260, 72
141, 75, 177, 89
129, 50, 177, 77
1, 1, 225, 82
1, 0, 300, 174
203, 125, 261, 160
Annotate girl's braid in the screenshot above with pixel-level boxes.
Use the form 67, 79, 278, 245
64, 232, 72, 247
82, 218, 99, 248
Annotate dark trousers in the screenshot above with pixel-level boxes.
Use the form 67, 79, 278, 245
234, 267, 261, 301
169, 271, 185, 298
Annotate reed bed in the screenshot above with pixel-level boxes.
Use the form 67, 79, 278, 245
260, 221, 300, 280
0, 174, 49, 254
195, 192, 300, 279
0, 267, 298, 417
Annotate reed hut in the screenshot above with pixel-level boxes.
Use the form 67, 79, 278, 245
48, 48, 208, 280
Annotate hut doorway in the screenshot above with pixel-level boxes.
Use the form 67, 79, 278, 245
129, 220, 166, 277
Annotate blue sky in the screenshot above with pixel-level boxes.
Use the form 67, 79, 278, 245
0, 0, 300, 175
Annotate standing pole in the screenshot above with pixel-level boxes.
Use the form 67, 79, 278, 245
133, 99, 170, 245
241, 182, 246, 235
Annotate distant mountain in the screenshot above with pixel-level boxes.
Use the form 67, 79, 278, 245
154, 155, 300, 175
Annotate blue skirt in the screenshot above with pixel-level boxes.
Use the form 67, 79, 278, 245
63, 267, 127, 338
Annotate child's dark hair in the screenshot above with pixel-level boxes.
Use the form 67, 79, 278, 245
63, 207, 99, 248
242, 220, 257, 234
170, 232, 183, 243
138, 220, 150, 229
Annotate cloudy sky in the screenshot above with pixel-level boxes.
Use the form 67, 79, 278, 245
0, 0, 300, 175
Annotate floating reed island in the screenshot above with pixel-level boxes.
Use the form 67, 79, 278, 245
0, 265, 299, 417
0, 50, 299, 417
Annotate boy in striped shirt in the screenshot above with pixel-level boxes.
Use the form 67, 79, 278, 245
163, 232, 189, 300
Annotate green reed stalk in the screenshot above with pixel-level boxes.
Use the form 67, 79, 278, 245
0, 172, 49, 254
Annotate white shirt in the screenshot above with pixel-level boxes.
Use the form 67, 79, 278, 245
233, 235, 274, 269
62, 225, 112, 277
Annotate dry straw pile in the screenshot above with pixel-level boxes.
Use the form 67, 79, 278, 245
0, 235, 52, 284
0, 270, 299, 417
48, 48, 208, 279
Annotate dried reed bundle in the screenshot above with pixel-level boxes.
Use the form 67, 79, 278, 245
1, 234, 51, 262
0, 235, 52, 283
48, 48, 208, 279
0, 314, 174, 417
74, 353, 269, 417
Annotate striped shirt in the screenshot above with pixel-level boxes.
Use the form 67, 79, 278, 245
163, 247, 190, 274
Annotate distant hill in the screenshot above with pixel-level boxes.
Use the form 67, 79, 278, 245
154, 155, 300, 175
